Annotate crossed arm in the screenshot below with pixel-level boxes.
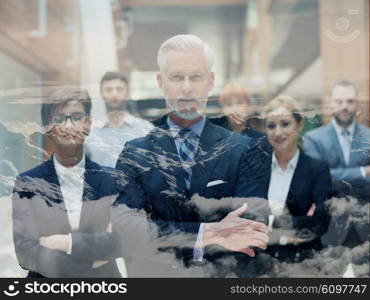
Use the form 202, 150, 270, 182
304, 136, 370, 185
12, 190, 92, 277
12, 178, 121, 276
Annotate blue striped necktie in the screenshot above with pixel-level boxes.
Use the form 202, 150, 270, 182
178, 128, 197, 189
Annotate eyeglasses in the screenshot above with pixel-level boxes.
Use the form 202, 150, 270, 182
51, 112, 87, 125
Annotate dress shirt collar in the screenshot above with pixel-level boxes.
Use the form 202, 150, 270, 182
167, 115, 206, 139
53, 153, 86, 180
332, 118, 355, 137
271, 149, 300, 172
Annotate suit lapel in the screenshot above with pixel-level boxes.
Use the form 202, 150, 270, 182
349, 123, 362, 166
286, 151, 306, 212
328, 123, 346, 166
152, 124, 188, 193
42, 157, 71, 232
262, 150, 273, 199
78, 157, 97, 231
262, 147, 308, 215
153, 119, 229, 196
189, 120, 227, 195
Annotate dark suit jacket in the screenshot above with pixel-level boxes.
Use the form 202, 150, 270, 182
209, 115, 266, 140
113, 117, 270, 277
254, 139, 332, 262
12, 156, 122, 277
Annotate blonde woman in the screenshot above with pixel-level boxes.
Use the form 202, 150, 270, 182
256, 95, 332, 263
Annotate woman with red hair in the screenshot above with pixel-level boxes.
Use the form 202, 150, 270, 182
210, 83, 265, 139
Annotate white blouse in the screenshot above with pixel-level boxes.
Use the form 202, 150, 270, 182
267, 149, 300, 216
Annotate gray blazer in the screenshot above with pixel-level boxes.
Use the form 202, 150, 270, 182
303, 121, 369, 247
303, 121, 370, 202
12, 157, 122, 277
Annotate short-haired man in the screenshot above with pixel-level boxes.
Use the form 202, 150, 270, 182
304, 80, 370, 202
85, 71, 153, 167
112, 35, 270, 277
304, 80, 370, 249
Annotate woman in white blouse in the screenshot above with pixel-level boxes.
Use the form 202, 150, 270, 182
255, 95, 332, 264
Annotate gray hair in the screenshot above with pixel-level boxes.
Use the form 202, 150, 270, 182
157, 34, 215, 73
331, 79, 358, 97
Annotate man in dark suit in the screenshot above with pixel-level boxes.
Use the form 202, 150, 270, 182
112, 34, 270, 277
303, 80, 369, 249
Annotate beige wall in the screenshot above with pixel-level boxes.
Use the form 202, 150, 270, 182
0, 0, 82, 84
319, 0, 369, 125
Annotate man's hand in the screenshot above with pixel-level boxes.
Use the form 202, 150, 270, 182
203, 203, 269, 257
39, 234, 70, 253
227, 113, 246, 127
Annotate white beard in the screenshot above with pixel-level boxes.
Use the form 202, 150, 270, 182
167, 99, 207, 120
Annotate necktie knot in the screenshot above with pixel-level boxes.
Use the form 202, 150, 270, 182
178, 128, 192, 139
342, 129, 350, 137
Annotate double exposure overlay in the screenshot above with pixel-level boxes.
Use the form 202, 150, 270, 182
0, 0, 368, 278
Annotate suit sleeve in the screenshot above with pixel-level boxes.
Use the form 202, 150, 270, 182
12, 177, 93, 277
304, 134, 369, 186
303, 134, 322, 161
70, 232, 122, 261
329, 167, 370, 186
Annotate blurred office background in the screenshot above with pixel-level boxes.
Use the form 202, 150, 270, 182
0, 0, 368, 173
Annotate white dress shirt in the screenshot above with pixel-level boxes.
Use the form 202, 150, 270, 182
53, 154, 85, 254
85, 112, 153, 168
268, 149, 299, 216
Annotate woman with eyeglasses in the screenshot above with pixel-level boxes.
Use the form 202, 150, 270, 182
12, 86, 123, 277
254, 95, 332, 265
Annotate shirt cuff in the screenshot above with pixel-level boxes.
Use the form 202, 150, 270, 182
279, 236, 288, 246
360, 167, 366, 178
193, 223, 205, 262
66, 233, 72, 255
268, 215, 275, 231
